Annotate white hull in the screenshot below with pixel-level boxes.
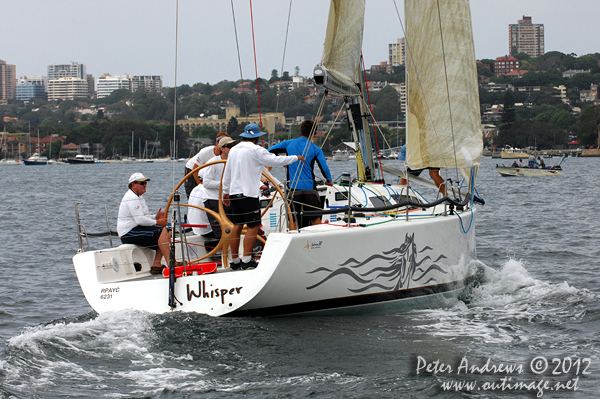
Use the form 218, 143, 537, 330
332, 150, 350, 161
0, 159, 22, 165
73, 187, 478, 317
496, 166, 562, 177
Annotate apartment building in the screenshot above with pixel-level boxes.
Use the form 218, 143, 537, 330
131, 75, 162, 93
47, 77, 89, 100
16, 76, 47, 101
0, 60, 17, 103
493, 56, 521, 77
509, 16, 544, 57
48, 62, 86, 80
388, 38, 406, 68
97, 74, 163, 98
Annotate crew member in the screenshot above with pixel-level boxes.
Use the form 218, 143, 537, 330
222, 123, 305, 270
117, 172, 169, 274
268, 119, 333, 228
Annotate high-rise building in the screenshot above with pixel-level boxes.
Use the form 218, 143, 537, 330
86, 74, 96, 98
131, 75, 162, 93
509, 16, 544, 57
47, 62, 86, 80
16, 76, 47, 101
389, 38, 406, 68
97, 74, 163, 98
47, 77, 89, 100
97, 74, 132, 98
0, 60, 17, 103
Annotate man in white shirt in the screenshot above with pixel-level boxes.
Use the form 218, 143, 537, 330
222, 123, 304, 270
184, 132, 230, 197
117, 172, 169, 274
201, 137, 237, 239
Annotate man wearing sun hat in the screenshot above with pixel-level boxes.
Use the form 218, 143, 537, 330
184, 131, 230, 198
222, 123, 305, 270
117, 172, 170, 274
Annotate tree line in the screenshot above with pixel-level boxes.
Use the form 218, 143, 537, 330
2, 51, 600, 159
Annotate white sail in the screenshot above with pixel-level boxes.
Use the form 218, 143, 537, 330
314, 0, 365, 95
405, 0, 482, 175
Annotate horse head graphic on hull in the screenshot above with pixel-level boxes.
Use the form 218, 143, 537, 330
306, 233, 448, 293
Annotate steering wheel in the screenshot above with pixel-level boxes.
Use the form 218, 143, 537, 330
164, 160, 296, 268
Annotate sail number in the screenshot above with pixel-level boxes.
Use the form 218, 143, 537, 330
100, 287, 120, 300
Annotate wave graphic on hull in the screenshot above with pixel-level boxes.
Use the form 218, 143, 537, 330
306, 233, 447, 292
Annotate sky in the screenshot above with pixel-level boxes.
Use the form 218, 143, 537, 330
1, 0, 598, 88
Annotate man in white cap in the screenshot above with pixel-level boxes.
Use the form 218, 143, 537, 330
117, 172, 170, 274
222, 123, 304, 270
184, 132, 230, 198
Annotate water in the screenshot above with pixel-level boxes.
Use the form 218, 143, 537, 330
1, 156, 599, 398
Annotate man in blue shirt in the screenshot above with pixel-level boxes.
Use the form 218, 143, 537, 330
268, 120, 333, 228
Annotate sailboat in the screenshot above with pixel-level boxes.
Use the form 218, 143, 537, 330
24, 130, 48, 165
73, 0, 483, 316
0, 131, 21, 166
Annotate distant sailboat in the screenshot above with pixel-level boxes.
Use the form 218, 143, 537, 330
121, 131, 136, 163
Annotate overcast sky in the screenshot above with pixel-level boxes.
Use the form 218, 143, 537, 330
1, 0, 598, 87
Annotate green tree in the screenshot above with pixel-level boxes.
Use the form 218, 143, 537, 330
574, 55, 597, 70
227, 116, 239, 135
576, 105, 600, 146
499, 90, 516, 130
192, 125, 218, 140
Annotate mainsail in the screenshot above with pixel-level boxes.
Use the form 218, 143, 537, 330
405, 0, 482, 177
313, 0, 365, 95
314, 0, 377, 181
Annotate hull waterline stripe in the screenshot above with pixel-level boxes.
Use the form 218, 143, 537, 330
228, 277, 473, 317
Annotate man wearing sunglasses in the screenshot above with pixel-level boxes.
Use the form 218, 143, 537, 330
117, 172, 170, 274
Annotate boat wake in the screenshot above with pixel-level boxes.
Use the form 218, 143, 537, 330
409, 258, 599, 348
1, 258, 598, 397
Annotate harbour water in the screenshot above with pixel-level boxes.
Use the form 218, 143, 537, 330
1, 155, 599, 398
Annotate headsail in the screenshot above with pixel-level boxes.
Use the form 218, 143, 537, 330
405, 0, 482, 178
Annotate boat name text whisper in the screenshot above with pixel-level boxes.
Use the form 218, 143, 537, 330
187, 280, 243, 304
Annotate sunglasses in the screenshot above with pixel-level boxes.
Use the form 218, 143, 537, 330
136, 181, 147, 186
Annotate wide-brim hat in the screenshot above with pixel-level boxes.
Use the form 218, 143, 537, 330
128, 172, 150, 184
240, 123, 266, 139
398, 144, 407, 161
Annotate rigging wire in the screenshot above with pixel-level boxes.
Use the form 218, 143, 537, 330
248, 0, 263, 133
360, 53, 384, 183
273, 0, 294, 144
435, 0, 462, 192
230, 0, 248, 118
172, 0, 179, 193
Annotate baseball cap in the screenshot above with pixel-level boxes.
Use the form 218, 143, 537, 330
217, 137, 234, 148
128, 172, 150, 184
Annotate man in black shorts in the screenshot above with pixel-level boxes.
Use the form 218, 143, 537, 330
222, 124, 304, 270
117, 172, 169, 274
268, 120, 333, 228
